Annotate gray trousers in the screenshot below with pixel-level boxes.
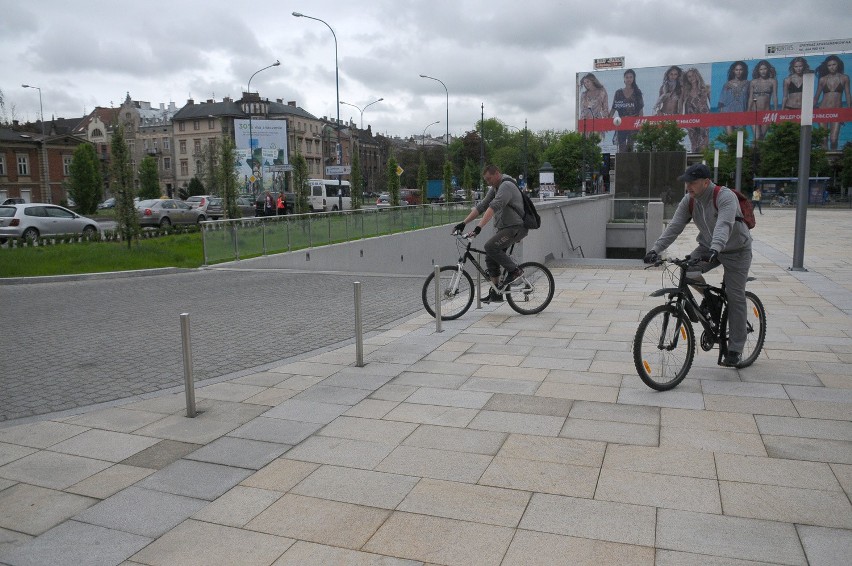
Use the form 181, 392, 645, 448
690, 245, 753, 353
484, 225, 528, 278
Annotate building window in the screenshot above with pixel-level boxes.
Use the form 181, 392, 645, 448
193, 140, 201, 155
143, 139, 149, 150
63, 156, 72, 176
164, 157, 171, 171
163, 137, 170, 150
180, 160, 188, 176
195, 160, 202, 174
92, 128, 103, 138
17, 155, 29, 176
179, 122, 186, 132
179, 140, 187, 154
208, 118, 215, 129
193, 120, 200, 131
128, 141, 135, 153
0, 155, 5, 176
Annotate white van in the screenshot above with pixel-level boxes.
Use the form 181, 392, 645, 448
308, 179, 351, 211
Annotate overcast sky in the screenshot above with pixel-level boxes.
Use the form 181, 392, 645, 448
2, 0, 851, 139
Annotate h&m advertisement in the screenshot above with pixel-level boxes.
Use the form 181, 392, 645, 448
233, 119, 289, 194
576, 52, 851, 154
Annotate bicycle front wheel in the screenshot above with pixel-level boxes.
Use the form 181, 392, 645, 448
422, 266, 474, 320
633, 305, 695, 391
721, 291, 766, 368
506, 262, 555, 315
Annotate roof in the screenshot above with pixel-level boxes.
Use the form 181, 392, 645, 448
172, 98, 319, 122
73, 107, 120, 136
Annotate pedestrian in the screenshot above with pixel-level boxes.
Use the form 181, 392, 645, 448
264, 191, 275, 216
644, 163, 753, 367
752, 187, 763, 214
277, 192, 286, 215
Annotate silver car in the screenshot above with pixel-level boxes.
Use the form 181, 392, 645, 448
0, 203, 99, 243
137, 199, 206, 227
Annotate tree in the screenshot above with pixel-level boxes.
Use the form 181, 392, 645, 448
542, 131, 598, 191
292, 152, 309, 213
443, 160, 453, 204
350, 150, 363, 210
841, 142, 852, 192
68, 143, 103, 214
386, 155, 400, 206
138, 156, 160, 200
462, 160, 475, 200
634, 121, 686, 152
417, 153, 427, 203
109, 125, 139, 248
187, 177, 205, 197
757, 121, 829, 180
216, 136, 238, 218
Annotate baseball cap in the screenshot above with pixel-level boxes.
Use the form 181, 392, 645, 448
677, 164, 712, 182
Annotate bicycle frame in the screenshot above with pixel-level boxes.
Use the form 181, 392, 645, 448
648, 258, 730, 358
446, 234, 515, 294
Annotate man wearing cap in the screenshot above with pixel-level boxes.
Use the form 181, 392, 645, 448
643, 164, 753, 367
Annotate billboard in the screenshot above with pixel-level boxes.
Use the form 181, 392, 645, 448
576, 52, 852, 154
234, 119, 289, 194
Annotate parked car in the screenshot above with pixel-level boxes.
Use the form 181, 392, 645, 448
2, 197, 26, 205
185, 195, 217, 216
236, 197, 255, 218
137, 199, 206, 227
205, 198, 224, 220
97, 197, 116, 209
0, 203, 99, 243
375, 193, 409, 208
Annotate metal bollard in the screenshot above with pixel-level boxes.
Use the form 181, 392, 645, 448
354, 282, 365, 367
476, 252, 482, 309
180, 313, 197, 417
434, 265, 442, 333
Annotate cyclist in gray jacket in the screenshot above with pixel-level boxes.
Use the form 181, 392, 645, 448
644, 163, 753, 367
454, 164, 528, 304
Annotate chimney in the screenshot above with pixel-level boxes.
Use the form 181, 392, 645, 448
206, 99, 213, 104
187, 99, 194, 105
276, 98, 283, 103
288, 101, 296, 107
159, 103, 165, 110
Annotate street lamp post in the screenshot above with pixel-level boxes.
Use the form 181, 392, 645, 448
419, 74, 449, 148
246, 60, 280, 197
293, 12, 343, 210
22, 84, 49, 203
340, 98, 383, 129
422, 120, 440, 145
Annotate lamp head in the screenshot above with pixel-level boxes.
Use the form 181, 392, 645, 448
377, 98, 384, 102
273, 60, 281, 66
292, 12, 303, 17
419, 74, 427, 78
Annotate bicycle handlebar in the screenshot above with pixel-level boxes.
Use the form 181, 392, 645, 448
646, 256, 702, 269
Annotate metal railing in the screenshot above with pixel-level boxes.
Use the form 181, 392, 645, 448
201, 203, 470, 265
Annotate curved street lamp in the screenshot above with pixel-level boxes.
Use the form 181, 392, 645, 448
246, 60, 281, 196
340, 98, 383, 129
293, 11, 344, 210
419, 74, 449, 148
422, 120, 440, 145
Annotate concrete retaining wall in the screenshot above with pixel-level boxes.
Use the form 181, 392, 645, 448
219, 195, 613, 275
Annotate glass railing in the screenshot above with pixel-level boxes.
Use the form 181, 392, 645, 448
201, 203, 470, 265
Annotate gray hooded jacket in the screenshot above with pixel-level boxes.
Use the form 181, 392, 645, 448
475, 174, 525, 230
652, 183, 752, 254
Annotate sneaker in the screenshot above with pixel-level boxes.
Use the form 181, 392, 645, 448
481, 289, 503, 304
721, 351, 741, 367
499, 268, 524, 289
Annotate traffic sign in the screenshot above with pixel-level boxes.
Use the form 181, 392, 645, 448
325, 165, 351, 175
266, 164, 293, 172
396, 165, 404, 176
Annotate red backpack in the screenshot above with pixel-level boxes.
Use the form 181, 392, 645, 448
689, 185, 756, 229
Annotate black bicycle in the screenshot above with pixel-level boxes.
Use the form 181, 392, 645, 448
422, 233, 555, 320
633, 256, 766, 391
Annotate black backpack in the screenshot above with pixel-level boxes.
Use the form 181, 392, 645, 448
506, 179, 541, 229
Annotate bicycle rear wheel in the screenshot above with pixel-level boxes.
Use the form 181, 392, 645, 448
505, 262, 555, 315
633, 305, 695, 391
720, 291, 766, 368
422, 266, 474, 320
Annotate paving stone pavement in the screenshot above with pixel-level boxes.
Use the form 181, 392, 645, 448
0, 208, 850, 565
0, 270, 425, 422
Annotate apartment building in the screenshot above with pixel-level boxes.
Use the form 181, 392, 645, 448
118, 94, 178, 197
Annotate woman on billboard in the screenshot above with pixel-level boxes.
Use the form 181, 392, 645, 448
782, 57, 810, 110
681, 68, 711, 152
718, 61, 750, 135
814, 55, 851, 150
609, 68, 644, 152
579, 73, 609, 124
748, 60, 779, 141
654, 66, 683, 115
